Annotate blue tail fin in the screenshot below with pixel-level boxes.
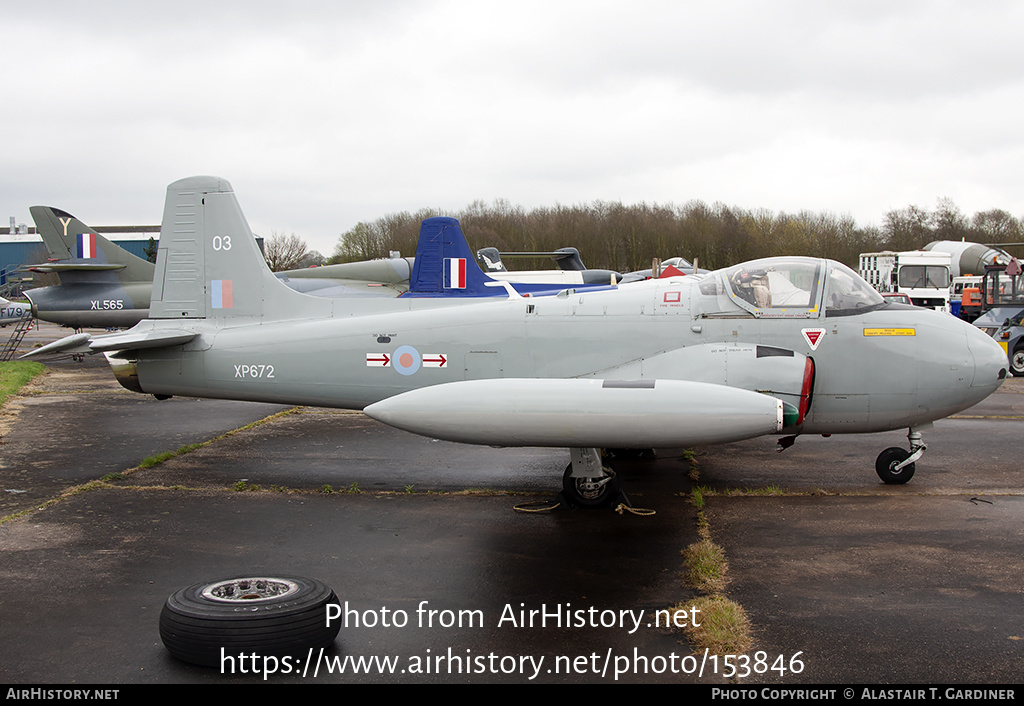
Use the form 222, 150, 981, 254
406, 216, 619, 298
408, 217, 505, 297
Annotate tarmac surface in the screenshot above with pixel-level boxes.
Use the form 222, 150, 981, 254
1, 321, 1022, 684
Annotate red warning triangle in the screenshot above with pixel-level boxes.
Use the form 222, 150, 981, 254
802, 328, 826, 350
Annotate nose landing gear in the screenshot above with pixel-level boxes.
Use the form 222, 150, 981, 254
875, 426, 928, 484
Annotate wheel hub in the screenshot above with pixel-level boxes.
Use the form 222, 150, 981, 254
200, 578, 300, 603
575, 475, 613, 500
1012, 349, 1024, 373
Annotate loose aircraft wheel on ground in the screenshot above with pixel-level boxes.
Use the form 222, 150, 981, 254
1010, 347, 1024, 377
875, 447, 915, 484
159, 575, 341, 667
562, 463, 620, 508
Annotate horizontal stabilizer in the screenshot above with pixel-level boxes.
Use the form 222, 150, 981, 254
364, 378, 784, 447
21, 333, 94, 357
88, 329, 197, 352
27, 263, 127, 273
22, 328, 196, 358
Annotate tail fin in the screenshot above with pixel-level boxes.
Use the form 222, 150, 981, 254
407, 217, 620, 298
408, 217, 506, 297
28, 206, 155, 282
150, 176, 332, 321
551, 248, 586, 271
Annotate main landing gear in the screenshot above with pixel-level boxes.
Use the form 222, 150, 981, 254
875, 425, 929, 484
562, 447, 623, 508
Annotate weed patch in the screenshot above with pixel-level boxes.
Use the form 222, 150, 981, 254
673, 595, 752, 655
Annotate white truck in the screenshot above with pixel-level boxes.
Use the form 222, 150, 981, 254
859, 250, 952, 312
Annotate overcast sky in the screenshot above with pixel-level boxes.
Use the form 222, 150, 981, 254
4, 0, 1023, 255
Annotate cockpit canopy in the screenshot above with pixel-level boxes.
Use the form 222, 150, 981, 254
697, 258, 884, 318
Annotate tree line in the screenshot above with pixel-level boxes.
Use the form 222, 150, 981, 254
330, 197, 1024, 273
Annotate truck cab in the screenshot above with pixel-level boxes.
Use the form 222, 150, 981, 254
973, 262, 1024, 376
859, 250, 952, 313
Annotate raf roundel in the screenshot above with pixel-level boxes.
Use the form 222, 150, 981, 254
392, 345, 422, 376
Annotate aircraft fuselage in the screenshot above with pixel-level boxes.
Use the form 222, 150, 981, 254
119, 270, 1006, 438
25, 281, 151, 328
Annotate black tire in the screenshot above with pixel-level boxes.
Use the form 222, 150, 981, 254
562, 462, 620, 508
1010, 347, 1024, 377
875, 447, 915, 484
160, 575, 341, 667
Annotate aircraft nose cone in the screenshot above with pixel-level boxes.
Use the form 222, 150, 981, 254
967, 323, 1008, 390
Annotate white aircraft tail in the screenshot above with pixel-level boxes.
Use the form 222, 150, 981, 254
150, 176, 332, 322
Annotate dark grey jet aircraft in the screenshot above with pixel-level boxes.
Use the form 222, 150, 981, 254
24, 206, 156, 327
28, 177, 1009, 505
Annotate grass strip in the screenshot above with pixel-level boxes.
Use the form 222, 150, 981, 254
0, 361, 46, 408
666, 453, 755, 656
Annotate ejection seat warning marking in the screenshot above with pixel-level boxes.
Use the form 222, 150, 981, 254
863, 328, 916, 337
801, 328, 825, 350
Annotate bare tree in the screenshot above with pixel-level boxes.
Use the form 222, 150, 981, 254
326, 196, 1021, 273
297, 250, 326, 268
972, 209, 1021, 243
932, 197, 970, 241
263, 231, 310, 271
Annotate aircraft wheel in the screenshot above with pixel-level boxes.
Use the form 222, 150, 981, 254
875, 447, 915, 485
562, 463, 620, 508
1010, 347, 1024, 377
160, 575, 340, 667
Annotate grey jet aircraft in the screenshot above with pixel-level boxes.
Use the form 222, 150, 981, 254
27, 176, 1009, 506
0, 296, 32, 326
